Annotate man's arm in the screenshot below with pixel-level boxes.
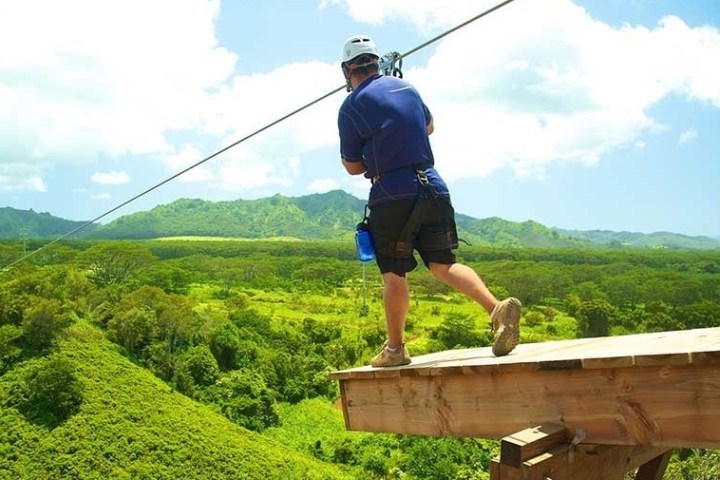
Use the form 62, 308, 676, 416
427, 117, 434, 135
342, 158, 367, 175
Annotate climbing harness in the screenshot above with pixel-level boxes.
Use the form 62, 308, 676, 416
1, 0, 518, 272
369, 170, 459, 259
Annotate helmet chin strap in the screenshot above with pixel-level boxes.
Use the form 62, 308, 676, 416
342, 60, 378, 92
343, 52, 404, 92
342, 65, 353, 92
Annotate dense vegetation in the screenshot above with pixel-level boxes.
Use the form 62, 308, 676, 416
1, 238, 719, 479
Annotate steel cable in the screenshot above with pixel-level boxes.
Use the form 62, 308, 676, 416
1, 0, 519, 272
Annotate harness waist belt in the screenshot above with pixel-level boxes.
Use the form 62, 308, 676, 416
371, 164, 430, 184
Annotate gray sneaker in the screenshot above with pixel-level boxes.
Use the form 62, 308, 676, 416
490, 297, 522, 356
370, 342, 411, 367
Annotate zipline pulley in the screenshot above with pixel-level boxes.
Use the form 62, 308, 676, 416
379, 51, 403, 78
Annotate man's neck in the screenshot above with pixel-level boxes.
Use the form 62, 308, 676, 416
351, 72, 377, 90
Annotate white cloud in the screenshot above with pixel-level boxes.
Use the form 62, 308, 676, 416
4, 0, 720, 197
679, 128, 698, 144
320, 0, 499, 30
213, 150, 299, 191
308, 178, 340, 193
204, 60, 344, 193
0, 164, 46, 192
327, 0, 720, 179
0, 0, 236, 186
91, 171, 130, 185
90, 193, 112, 200
157, 145, 215, 183
345, 176, 371, 199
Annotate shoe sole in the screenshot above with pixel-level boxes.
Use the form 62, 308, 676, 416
371, 358, 412, 368
492, 298, 521, 357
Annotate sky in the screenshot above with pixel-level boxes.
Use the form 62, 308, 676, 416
1, 0, 719, 238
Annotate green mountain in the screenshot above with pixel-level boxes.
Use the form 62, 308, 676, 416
454, 215, 589, 248
0, 207, 98, 239
556, 228, 720, 250
2, 190, 718, 250
92, 191, 366, 240
91, 191, 591, 247
0, 322, 351, 480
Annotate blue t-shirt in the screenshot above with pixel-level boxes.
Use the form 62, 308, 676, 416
338, 74, 449, 207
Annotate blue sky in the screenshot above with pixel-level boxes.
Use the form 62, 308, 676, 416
1, 0, 719, 237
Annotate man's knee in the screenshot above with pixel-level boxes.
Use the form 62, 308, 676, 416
428, 262, 451, 281
383, 271, 408, 286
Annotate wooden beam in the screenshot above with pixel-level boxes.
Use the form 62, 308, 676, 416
634, 450, 672, 480
338, 362, 720, 448
490, 444, 670, 480
499, 423, 568, 468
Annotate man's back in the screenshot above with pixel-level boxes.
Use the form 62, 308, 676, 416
339, 74, 434, 178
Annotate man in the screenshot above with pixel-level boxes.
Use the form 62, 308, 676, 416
337, 35, 521, 367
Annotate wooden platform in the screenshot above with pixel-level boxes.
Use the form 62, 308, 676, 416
329, 327, 720, 449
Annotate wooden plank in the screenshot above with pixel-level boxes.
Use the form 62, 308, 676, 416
340, 363, 720, 448
491, 445, 670, 480
338, 380, 351, 430
634, 450, 672, 480
328, 328, 720, 380
499, 423, 568, 468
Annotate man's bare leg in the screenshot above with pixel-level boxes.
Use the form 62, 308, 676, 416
382, 271, 409, 348
428, 262, 498, 313
429, 261, 521, 356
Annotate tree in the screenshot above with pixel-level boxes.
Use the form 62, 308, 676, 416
0, 288, 26, 326
202, 369, 279, 432
413, 272, 452, 298
208, 320, 243, 371
78, 242, 155, 289
0, 324, 22, 374
7, 356, 84, 429
181, 344, 220, 387
431, 313, 487, 349
108, 286, 196, 359
576, 299, 616, 338
138, 264, 196, 294
107, 306, 158, 356
21, 298, 72, 352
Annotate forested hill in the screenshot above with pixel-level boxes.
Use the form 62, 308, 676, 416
93, 190, 366, 241
2, 190, 719, 249
80, 191, 594, 247
556, 228, 720, 250
0, 322, 352, 479
0, 206, 98, 239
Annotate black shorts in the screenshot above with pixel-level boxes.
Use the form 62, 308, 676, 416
368, 196, 458, 276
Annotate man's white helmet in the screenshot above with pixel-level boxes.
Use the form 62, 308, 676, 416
341, 35, 379, 64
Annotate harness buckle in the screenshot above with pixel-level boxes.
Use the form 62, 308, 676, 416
416, 170, 430, 187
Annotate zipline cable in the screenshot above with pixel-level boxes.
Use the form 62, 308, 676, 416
1, 0, 518, 272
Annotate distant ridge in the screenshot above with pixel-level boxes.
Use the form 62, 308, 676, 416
91, 190, 365, 240
1, 191, 718, 250
556, 228, 720, 251
0, 206, 98, 239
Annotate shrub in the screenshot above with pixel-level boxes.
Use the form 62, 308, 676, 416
21, 298, 72, 352
431, 313, 485, 349
202, 369, 279, 432
6, 356, 84, 429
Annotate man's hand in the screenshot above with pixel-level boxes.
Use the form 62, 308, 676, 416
342, 158, 367, 175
